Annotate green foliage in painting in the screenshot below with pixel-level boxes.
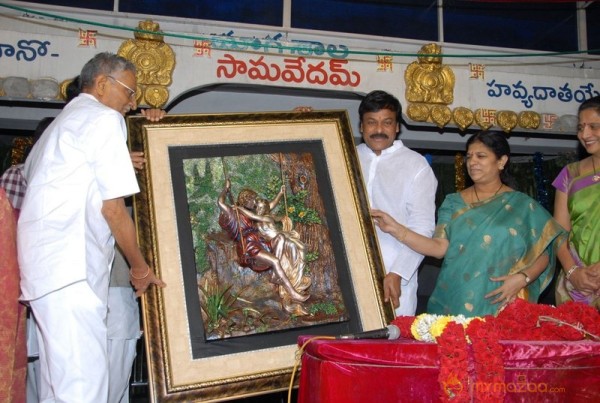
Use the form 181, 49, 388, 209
186, 159, 217, 273
284, 190, 322, 224
264, 177, 321, 225
199, 283, 238, 333
308, 301, 339, 316
305, 251, 319, 263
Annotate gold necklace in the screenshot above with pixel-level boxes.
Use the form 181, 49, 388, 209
474, 182, 504, 202
593, 157, 600, 182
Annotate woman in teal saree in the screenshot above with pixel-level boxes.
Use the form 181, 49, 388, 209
553, 96, 600, 309
372, 131, 565, 316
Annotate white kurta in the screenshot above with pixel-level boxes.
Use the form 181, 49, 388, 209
357, 140, 437, 316
18, 93, 139, 304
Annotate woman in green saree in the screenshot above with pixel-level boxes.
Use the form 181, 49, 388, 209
372, 131, 565, 316
553, 96, 600, 309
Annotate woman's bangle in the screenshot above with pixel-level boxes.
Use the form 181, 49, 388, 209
398, 225, 408, 243
565, 265, 579, 280
130, 266, 150, 280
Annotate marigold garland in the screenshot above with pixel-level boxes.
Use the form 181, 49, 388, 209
391, 299, 600, 402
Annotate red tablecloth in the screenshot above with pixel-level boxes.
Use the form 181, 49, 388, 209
297, 336, 600, 402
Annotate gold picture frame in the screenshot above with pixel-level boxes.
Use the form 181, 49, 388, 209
127, 110, 393, 402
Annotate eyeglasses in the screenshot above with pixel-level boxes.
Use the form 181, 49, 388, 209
107, 75, 136, 100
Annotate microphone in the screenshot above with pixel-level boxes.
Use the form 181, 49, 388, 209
336, 324, 400, 340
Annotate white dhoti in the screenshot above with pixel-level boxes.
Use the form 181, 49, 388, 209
30, 281, 108, 403
107, 286, 141, 403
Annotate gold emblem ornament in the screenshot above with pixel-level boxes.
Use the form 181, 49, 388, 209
452, 107, 474, 131
517, 111, 541, 130
406, 103, 430, 122
404, 43, 455, 128
118, 20, 176, 108
496, 110, 518, 133
430, 105, 452, 128
405, 43, 455, 105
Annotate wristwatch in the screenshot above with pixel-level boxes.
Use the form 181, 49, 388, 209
519, 272, 531, 284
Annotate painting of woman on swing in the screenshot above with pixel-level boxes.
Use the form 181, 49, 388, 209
218, 179, 311, 315
184, 152, 349, 340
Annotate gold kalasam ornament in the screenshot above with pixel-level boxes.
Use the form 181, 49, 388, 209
475, 109, 496, 130
430, 105, 452, 128
496, 110, 518, 133
406, 103, 430, 122
452, 107, 474, 131
405, 43, 455, 105
518, 111, 541, 130
118, 20, 175, 108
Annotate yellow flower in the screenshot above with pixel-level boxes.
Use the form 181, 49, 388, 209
409, 313, 479, 343
430, 316, 453, 340
411, 313, 438, 342
288, 206, 295, 213
298, 211, 306, 218
410, 316, 423, 340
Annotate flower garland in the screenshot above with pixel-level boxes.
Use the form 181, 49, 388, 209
437, 321, 470, 402
391, 299, 600, 402
464, 317, 504, 402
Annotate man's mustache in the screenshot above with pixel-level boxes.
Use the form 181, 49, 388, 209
369, 133, 389, 140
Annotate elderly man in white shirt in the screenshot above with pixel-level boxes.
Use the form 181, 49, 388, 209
357, 90, 437, 316
18, 52, 165, 402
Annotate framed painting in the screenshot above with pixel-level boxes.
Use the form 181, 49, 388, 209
127, 110, 394, 402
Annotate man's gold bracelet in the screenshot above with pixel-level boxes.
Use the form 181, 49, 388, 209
130, 266, 150, 280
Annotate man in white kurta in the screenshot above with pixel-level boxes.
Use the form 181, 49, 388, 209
357, 90, 437, 316
17, 52, 163, 402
